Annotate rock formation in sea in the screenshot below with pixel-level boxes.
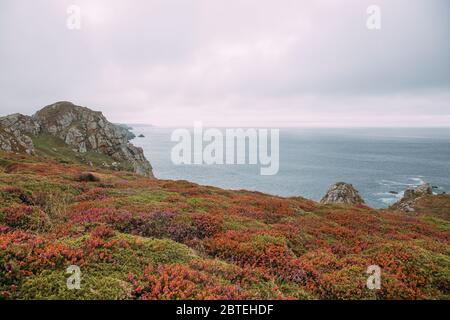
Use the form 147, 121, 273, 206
320, 182, 365, 205
391, 183, 433, 212
0, 101, 153, 177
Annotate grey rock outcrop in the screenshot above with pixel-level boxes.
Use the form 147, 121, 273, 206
0, 113, 40, 154
391, 183, 433, 212
320, 182, 365, 205
0, 101, 153, 177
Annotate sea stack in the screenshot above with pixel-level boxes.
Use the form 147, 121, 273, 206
320, 182, 365, 205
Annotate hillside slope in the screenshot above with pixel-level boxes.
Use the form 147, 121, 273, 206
0, 151, 448, 300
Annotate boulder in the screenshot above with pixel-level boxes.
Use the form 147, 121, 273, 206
76, 172, 101, 182
320, 182, 365, 205
414, 183, 433, 197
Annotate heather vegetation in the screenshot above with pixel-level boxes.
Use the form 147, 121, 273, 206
0, 151, 449, 300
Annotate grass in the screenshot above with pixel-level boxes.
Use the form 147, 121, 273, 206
32, 134, 134, 172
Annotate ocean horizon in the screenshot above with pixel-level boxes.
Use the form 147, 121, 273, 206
131, 126, 450, 208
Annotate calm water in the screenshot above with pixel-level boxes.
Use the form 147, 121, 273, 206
131, 127, 450, 208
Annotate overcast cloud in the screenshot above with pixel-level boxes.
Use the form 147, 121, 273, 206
0, 0, 449, 126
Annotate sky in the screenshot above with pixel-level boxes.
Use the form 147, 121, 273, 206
0, 0, 449, 127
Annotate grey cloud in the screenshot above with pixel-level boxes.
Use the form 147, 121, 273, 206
0, 0, 448, 126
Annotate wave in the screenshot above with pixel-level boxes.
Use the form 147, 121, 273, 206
379, 177, 425, 187
379, 197, 398, 205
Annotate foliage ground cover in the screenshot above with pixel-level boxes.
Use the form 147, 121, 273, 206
0, 151, 449, 300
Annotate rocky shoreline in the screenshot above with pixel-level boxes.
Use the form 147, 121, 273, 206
320, 181, 437, 213
0, 102, 443, 212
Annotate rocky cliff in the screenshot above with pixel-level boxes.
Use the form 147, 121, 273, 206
390, 183, 433, 212
320, 182, 365, 205
0, 101, 153, 177
0, 113, 40, 154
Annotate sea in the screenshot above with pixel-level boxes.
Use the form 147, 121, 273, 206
130, 127, 450, 208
